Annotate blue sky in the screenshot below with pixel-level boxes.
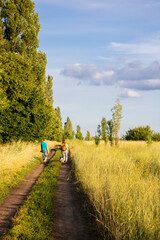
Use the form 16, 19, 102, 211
34, 0, 160, 137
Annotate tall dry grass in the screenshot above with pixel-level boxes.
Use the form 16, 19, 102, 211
0, 140, 57, 202
69, 140, 160, 240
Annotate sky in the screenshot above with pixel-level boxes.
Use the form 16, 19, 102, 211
34, 0, 160, 137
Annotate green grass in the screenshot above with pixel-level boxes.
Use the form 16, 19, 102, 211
2, 149, 61, 240
0, 140, 58, 203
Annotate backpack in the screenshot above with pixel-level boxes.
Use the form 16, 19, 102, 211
62, 143, 66, 151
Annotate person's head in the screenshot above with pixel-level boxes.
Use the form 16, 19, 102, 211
62, 139, 65, 144
43, 138, 46, 142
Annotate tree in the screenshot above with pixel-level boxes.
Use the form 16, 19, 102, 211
125, 126, 153, 141
107, 120, 114, 146
0, 0, 62, 142
64, 117, 74, 140
85, 130, 91, 141
95, 124, 101, 145
45, 75, 53, 105
75, 125, 83, 140
101, 117, 107, 143
55, 106, 62, 121
152, 132, 160, 142
111, 99, 122, 146
97, 124, 101, 138
1, 0, 40, 54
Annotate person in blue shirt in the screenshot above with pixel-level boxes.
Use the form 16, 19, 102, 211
41, 138, 48, 163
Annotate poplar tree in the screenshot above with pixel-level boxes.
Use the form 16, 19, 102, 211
0, 0, 62, 142
101, 117, 107, 143
85, 130, 91, 141
64, 117, 74, 140
111, 99, 122, 146
107, 120, 114, 146
75, 125, 83, 140
1, 0, 40, 54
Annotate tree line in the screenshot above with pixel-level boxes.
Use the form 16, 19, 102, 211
0, 0, 62, 143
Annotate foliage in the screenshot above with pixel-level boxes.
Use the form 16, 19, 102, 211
152, 132, 160, 142
75, 125, 83, 140
94, 135, 100, 146
97, 124, 101, 138
101, 117, 107, 143
2, 149, 61, 240
125, 125, 153, 141
111, 99, 122, 146
63, 117, 74, 140
85, 130, 91, 141
0, 0, 62, 142
107, 119, 114, 146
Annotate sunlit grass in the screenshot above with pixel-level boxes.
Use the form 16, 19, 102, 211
69, 140, 160, 240
2, 150, 61, 240
0, 140, 58, 202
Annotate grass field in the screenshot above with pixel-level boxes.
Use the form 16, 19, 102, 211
69, 140, 160, 240
2, 149, 61, 240
0, 140, 58, 203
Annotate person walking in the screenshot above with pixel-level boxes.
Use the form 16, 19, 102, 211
41, 138, 48, 164
61, 140, 69, 163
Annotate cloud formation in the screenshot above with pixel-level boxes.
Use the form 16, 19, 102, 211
61, 63, 115, 86
118, 89, 141, 98
61, 61, 160, 93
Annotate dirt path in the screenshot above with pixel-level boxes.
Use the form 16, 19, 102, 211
52, 163, 98, 240
0, 148, 56, 237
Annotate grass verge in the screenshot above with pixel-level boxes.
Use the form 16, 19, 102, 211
1, 149, 61, 240
0, 140, 58, 203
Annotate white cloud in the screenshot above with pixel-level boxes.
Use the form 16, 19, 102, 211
118, 89, 141, 98
109, 33, 160, 60
62, 61, 160, 91
61, 64, 115, 86
119, 79, 160, 90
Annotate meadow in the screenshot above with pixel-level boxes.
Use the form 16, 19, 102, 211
0, 140, 58, 203
69, 140, 160, 240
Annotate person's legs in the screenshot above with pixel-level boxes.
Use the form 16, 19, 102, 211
65, 151, 68, 163
44, 150, 48, 163
42, 150, 45, 161
62, 151, 65, 163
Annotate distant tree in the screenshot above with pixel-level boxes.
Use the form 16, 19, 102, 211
64, 117, 74, 140
101, 117, 107, 143
75, 125, 83, 140
85, 130, 91, 141
152, 132, 160, 141
95, 124, 101, 145
95, 135, 100, 146
107, 120, 114, 146
97, 124, 101, 138
111, 99, 122, 146
125, 126, 153, 141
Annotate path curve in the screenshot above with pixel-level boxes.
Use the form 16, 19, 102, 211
0, 148, 56, 236
52, 163, 98, 240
